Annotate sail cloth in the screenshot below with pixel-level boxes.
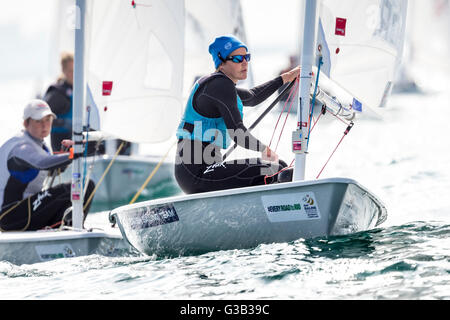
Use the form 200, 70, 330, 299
405, 0, 450, 89
184, 0, 253, 95
317, 0, 407, 110
85, 0, 185, 143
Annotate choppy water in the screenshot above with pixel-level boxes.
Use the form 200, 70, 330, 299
1, 84, 449, 301
0, 221, 449, 300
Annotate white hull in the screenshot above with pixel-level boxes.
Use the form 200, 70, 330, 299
61, 155, 178, 204
110, 178, 387, 256
0, 227, 135, 265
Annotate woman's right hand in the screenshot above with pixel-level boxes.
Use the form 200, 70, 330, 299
281, 66, 300, 84
262, 146, 279, 162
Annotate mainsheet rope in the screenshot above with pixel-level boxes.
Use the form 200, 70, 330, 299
268, 77, 299, 151
264, 79, 299, 184
83, 140, 126, 211
315, 118, 354, 179
0, 197, 31, 232
274, 79, 300, 153
129, 140, 177, 205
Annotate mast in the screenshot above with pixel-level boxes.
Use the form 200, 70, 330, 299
293, 0, 318, 181
72, 0, 86, 229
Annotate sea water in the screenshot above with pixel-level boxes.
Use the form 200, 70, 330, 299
0, 80, 449, 301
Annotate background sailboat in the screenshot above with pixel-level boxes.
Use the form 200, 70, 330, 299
74, 0, 185, 209
0, 0, 186, 265
393, 0, 450, 92
45, 0, 182, 209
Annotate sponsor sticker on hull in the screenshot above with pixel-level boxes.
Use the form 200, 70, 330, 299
35, 244, 76, 261
128, 203, 179, 230
261, 192, 321, 222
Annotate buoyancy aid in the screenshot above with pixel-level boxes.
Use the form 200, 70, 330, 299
176, 74, 243, 149
44, 80, 73, 134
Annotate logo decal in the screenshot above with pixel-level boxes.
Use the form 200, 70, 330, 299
203, 162, 226, 174
335, 17, 347, 36
32, 190, 51, 211
303, 194, 314, 206
102, 81, 113, 96
128, 203, 179, 230
261, 192, 321, 222
35, 244, 76, 261
352, 98, 362, 112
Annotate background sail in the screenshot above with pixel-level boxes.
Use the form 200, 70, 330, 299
317, 0, 408, 110
85, 0, 185, 143
404, 0, 450, 90
184, 0, 254, 96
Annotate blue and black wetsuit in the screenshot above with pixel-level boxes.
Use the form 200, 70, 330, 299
44, 79, 73, 151
0, 131, 94, 231
175, 72, 287, 194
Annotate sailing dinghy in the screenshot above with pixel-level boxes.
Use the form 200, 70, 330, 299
110, 0, 407, 257
0, 0, 185, 265
44, 0, 181, 208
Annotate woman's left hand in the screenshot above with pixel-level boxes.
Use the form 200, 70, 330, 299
281, 66, 300, 84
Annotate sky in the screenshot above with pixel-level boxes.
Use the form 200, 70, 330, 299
0, 0, 56, 81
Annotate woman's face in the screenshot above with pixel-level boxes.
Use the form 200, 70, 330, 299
218, 47, 249, 83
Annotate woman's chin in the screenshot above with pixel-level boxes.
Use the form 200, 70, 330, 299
239, 72, 248, 80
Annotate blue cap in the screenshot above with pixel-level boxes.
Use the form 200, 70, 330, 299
208, 35, 248, 69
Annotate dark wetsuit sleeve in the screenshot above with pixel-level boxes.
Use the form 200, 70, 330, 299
236, 76, 284, 106
9, 143, 72, 171
195, 76, 267, 152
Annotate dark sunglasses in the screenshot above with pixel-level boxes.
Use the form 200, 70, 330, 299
219, 53, 251, 63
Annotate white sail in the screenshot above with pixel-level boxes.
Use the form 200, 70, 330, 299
405, 0, 450, 90
184, 0, 253, 95
85, 0, 185, 143
317, 0, 408, 110
48, 0, 75, 79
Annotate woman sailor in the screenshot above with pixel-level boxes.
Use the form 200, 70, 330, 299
175, 35, 299, 194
